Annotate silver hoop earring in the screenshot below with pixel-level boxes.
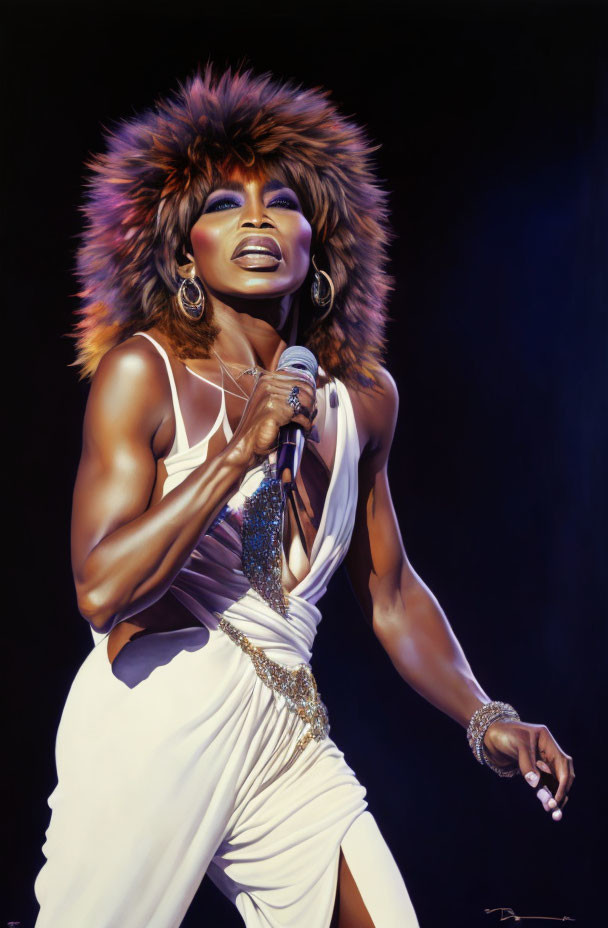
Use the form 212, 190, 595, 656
310, 254, 334, 322
176, 261, 206, 320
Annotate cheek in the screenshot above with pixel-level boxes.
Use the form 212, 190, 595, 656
290, 217, 313, 261
190, 222, 223, 265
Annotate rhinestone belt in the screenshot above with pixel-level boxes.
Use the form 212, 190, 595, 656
218, 616, 330, 761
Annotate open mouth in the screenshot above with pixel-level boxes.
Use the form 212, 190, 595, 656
231, 235, 283, 261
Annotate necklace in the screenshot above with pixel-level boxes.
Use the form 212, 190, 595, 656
212, 348, 261, 402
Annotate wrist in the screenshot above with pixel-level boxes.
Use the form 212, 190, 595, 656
483, 719, 506, 755
222, 433, 256, 474
466, 701, 522, 778
448, 689, 494, 730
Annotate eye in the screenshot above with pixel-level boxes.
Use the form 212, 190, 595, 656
268, 195, 299, 210
203, 195, 241, 213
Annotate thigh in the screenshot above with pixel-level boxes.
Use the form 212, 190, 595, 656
206, 734, 367, 926
333, 812, 421, 928
208, 741, 420, 928
34, 632, 259, 928
334, 849, 376, 928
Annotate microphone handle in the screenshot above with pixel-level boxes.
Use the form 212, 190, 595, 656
277, 424, 305, 487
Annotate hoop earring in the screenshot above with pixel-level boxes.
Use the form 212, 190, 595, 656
176, 261, 206, 320
310, 254, 334, 322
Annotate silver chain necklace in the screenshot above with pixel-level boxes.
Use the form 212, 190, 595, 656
212, 349, 261, 402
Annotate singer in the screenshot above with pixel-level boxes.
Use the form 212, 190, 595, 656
34, 64, 574, 928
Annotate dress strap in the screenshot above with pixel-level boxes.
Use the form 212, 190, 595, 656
223, 411, 234, 442
185, 364, 249, 403
184, 366, 225, 393
133, 331, 189, 454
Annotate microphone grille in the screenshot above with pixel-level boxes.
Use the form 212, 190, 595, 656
277, 345, 318, 379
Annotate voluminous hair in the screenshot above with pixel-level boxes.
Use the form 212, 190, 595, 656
72, 63, 394, 386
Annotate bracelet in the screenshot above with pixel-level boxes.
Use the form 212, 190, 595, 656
467, 700, 522, 778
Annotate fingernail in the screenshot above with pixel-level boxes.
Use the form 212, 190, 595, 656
525, 772, 540, 786
309, 426, 320, 442
548, 798, 557, 809
552, 809, 562, 821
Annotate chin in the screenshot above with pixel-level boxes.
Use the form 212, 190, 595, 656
240, 290, 291, 302
228, 279, 301, 300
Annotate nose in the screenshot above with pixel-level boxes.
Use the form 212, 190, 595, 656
239, 192, 275, 230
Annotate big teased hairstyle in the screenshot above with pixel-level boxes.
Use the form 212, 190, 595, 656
72, 63, 394, 387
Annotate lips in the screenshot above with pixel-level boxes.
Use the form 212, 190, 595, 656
231, 234, 282, 261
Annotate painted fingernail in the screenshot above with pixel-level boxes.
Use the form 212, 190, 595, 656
552, 809, 562, 821
525, 772, 540, 786
548, 798, 557, 809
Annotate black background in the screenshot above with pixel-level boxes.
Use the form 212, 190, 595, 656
4, 1, 606, 926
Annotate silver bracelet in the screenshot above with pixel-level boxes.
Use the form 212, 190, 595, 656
467, 700, 522, 778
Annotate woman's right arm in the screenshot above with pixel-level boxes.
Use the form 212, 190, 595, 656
71, 341, 315, 634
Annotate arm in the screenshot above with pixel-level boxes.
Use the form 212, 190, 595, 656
345, 367, 575, 812
346, 368, 491, 728
71, 341, 250, 633
71, 339, 316, 634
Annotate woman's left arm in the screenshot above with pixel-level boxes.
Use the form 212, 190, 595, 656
345, 367, 575, 817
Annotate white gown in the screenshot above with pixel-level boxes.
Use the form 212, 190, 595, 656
34, 332, 420, 928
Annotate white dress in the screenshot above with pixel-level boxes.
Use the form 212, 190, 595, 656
34, 333, 420, 928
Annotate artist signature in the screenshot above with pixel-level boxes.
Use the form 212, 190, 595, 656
485, 907, 575, 922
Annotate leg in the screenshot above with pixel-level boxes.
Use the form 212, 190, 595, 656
34, 632, 259, 928
331, 811, 421, 928
205, 722, 420, 927
331, 848, 376, 928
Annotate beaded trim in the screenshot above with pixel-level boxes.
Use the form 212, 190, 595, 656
218, 616, 330, 763
467, 700, 522, 778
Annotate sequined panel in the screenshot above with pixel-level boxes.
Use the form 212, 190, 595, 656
218, 616, 330, 761
241, 475, 290, 617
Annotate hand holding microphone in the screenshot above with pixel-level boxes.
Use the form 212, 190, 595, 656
229, 345, 318, 473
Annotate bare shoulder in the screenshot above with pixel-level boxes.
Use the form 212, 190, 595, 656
346, 365, 399, 455
83, 333, 172, 450
93, 332, 167, 389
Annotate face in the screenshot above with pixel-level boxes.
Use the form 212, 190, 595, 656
189, 168, 313, 302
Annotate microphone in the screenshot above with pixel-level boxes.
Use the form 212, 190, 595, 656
276, 346, 318, 487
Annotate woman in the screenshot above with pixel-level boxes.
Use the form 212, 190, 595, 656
34, 64, 574, 927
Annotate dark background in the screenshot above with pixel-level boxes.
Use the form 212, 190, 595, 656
4, 0, 606, 925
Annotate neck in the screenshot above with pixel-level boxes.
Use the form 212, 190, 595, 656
210, 293, 301, 371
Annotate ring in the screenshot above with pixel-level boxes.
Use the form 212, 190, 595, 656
287, 386, 302, 416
